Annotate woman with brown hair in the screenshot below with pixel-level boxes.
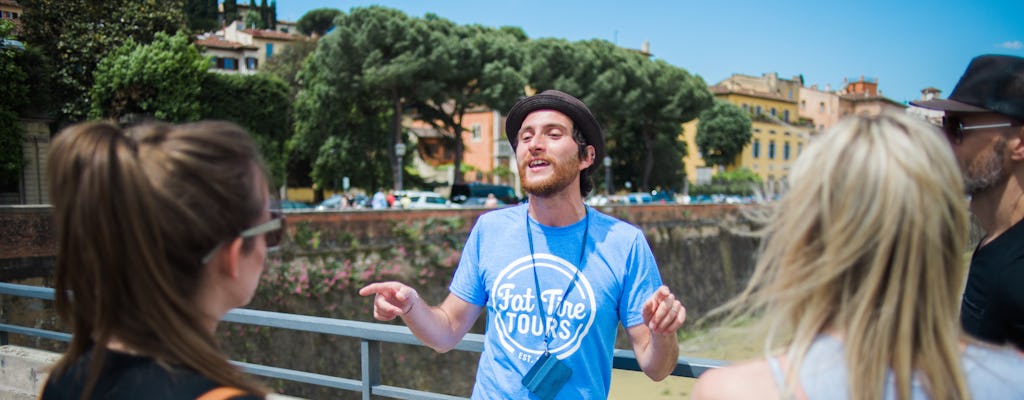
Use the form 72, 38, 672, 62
41, 121, 280, 399
692, 113, 1024, 399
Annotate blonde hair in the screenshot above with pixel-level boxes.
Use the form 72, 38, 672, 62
716, 112, 970, 399
46, 121, 270, 398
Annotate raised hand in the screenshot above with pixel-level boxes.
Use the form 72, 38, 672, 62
358, 281, 420, 321
641, 285, 685, 335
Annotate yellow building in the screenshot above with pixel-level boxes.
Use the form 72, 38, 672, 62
682, 73, 813, 195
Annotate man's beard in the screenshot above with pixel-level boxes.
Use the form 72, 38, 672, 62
519, 155, 580, 197
964, 136, 1009, 196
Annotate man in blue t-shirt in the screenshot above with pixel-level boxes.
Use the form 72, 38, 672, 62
361, 90, 686, 399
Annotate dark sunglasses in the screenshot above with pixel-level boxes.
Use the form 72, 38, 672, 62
942, 116, 1021, 144
202, 211, 285, 264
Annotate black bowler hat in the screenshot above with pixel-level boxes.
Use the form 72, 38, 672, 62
911, 54, 1024, 121
505, 90, 605, 174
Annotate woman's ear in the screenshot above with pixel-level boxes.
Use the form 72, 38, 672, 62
216, 237, 244, 279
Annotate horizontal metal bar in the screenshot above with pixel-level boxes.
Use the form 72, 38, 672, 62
232, 360, 362, 392
222, 308, 486, 352
0, 282, 55, 300
0, 323, 71, 342
372, 384, 468, 400
612, 348, 728, 378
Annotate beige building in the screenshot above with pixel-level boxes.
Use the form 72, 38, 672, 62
0, 0, 20, 22
217, 21, 302, 73
799, 84, 840, 132
906, 87, 945, 125
195, 35, 260, 74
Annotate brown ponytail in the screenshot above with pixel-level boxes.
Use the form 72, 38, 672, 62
47, 121, 270, 397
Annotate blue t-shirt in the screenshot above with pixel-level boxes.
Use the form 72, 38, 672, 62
450, 204, 663, 399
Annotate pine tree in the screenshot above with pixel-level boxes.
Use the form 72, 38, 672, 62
223, 0, 239, 23
270, 0, 277, 30
259, 0, 269, 29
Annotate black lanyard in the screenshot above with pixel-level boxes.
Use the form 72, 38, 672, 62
526, 206, 590, 352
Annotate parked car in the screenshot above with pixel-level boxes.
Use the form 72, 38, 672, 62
450, 183, 519, 205
315, 194, 346, 210
278, 200, 311, 211
397, 191, 459, 209
462, 196, 506, 207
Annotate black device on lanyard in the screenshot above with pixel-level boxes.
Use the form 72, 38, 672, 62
520, 207, 589, 400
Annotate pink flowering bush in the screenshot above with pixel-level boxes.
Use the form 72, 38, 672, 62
218, 215, 481, 399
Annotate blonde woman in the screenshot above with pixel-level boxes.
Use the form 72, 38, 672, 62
692, 113, 1024, 400
41, 121, 278, 399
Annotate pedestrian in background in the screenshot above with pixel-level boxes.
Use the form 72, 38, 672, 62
41, 121, 278, 399
371, 189, 388, 210
911, 54, 1024, 351
692, 113, 1024, 400
483, 193, 499, 208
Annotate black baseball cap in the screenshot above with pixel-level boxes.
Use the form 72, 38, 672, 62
911, 54, 1024, 121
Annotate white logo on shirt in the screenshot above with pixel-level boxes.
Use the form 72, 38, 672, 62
491, 253, 596, 360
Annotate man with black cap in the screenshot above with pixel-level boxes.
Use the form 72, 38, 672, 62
912, 54, 1024, 351
361, 90, 686, 399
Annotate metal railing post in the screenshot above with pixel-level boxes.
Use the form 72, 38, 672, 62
361, 339, 381, 400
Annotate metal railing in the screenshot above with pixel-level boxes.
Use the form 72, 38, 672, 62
0, 282, 726, 399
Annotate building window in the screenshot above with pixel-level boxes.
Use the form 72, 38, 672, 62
266, 43, 274, 58
769, 140, 776, 159
770, 130, 776, 135
215, 57, 239, 70
784, 142, 791, 160
798, 142, 803, 155
246, 57, 258, 71
783, 110, 789, 122
770, 108, 777, 116
755, 105, 762, 115
788, 89, 793, 99
753, 139, 761, 159
819, 102, 825, 112
471, 124, 482, 142
800, 100, 805, 109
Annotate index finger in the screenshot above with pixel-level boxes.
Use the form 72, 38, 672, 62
649, 285, 672, 303
358, 282, 397, 296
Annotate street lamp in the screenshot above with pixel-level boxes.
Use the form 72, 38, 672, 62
603, 156, 612, 195
395, 142, 407, 191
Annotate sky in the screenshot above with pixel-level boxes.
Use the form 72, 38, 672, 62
275, 1, 1023, 105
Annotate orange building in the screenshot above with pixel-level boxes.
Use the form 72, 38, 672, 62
407, 109, 519, 191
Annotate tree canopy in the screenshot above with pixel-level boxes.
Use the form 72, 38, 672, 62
199, 72, 292, 188
296, 8, 341, 37
695, 100, 753, 168
294, 6, 440, 191
90, 31, 209, 122
413, 18, 527, 184
18, 0, 186, 125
